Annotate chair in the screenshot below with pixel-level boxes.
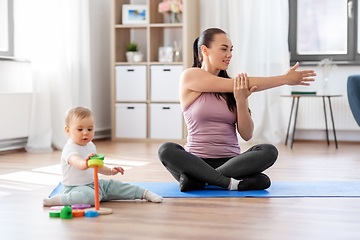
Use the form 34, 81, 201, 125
347, 75, 360, 126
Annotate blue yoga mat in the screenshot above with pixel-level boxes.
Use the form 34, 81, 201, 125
49, 181, 360, 198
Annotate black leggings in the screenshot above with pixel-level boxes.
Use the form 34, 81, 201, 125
158, 142, 278, 189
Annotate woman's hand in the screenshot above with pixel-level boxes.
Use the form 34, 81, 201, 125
233, 73, 257, 101
285, 62, 316, 86
234, 73, 255, 141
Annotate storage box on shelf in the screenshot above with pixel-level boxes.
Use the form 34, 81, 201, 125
150, 103, 183, 139
150, 65, 183, 102
111, 0, 199, 141
115, 65, 147, 101
115, 103, 147, 139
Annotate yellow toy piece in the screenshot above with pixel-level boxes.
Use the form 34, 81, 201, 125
88, 154, 105, 168
88, 159, 104, 168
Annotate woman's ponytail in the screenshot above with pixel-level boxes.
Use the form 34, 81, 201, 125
192, 37, 201, 68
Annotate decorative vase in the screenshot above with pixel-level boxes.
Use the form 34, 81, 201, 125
174, 50, 181, 62
133, 52, 143, 63
171, 12, 179, 23
323, 77, 329, 95
318, 58, 336, 95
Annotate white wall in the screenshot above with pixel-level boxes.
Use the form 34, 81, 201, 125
89, 0, 111, 134
0, 61, 32, 93
0, 61, 32, 141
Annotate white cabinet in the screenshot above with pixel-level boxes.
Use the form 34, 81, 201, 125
150, 65, 183, 102
111, 0, 200, 141
150, 103, 183, 139
115, 103, 147, 139
116, 65, 147, 101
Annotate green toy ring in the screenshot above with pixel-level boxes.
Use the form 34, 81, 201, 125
49, 210, 61, 218
90, 154, 105, 160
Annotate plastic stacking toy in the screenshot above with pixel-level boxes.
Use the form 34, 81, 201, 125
71, 204, 91, 210
72, 209, 85, 217
50, 206, 64, 210
87, 154, 113, 215
85, 210, 99, 217
49, 210, 61, 218
60, 206, 73, 219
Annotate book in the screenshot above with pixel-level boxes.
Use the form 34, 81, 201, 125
291, 91, 317, 95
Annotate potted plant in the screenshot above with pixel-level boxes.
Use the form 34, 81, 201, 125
126, 42, 138, 62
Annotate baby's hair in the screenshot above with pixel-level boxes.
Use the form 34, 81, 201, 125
65, 106, 95, 126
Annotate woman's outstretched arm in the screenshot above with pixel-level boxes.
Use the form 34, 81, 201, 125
248, 62, 316, 92
180, 62, 316, 94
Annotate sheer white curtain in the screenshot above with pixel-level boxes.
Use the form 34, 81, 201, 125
15, 0, 92, 151
200, 0, 290, 143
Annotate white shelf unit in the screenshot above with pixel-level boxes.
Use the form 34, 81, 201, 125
110, 0, 199, 141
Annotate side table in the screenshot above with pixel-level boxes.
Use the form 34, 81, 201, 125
281, 94, 342, 149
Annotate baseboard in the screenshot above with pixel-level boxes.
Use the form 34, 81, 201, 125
294, 129, 360, 142
0, 129, 112, 152
94, 128, 111, 140
0, 137, 28, 152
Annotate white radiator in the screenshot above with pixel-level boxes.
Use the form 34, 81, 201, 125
0, 93, 32, 150
294, 96, 358, 130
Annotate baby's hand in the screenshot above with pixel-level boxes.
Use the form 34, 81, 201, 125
85, 153, 96, 168
110, 166, 125, 176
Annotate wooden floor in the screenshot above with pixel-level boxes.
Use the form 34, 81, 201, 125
1, 140, 360, 240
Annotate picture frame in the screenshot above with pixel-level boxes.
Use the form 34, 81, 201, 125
122, 4, 148, 24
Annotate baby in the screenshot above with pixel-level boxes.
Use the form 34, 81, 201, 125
43, 106, 162, 206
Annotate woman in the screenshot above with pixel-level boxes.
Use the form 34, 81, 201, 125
158, 28, 315, 192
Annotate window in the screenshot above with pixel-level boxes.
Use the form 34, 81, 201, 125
0, 0, 14, 57
289, 0, 360, 63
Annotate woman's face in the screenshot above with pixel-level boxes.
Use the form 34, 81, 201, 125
204, 33, 233, 71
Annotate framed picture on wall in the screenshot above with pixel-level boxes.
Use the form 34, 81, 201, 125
122, 5, 148, 24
